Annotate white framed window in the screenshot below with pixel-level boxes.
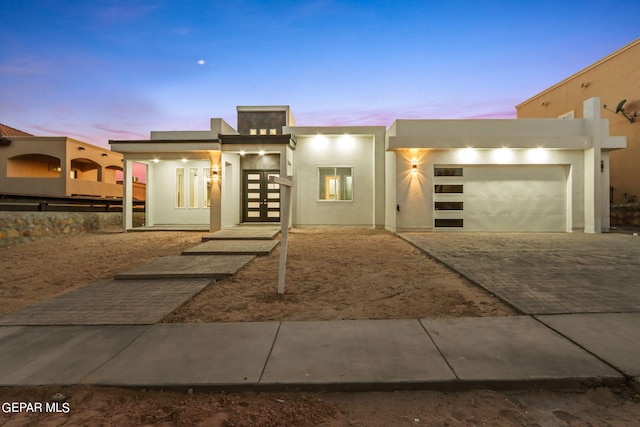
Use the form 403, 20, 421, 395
269, 129, 277, 135
176, 168, 185, 208
558, 111, 574, 119
249, 129, 257, 135
259, 129, 267, 135
203, 168, 212, 208
188, 168, 198, 208
318, 166, 353, 201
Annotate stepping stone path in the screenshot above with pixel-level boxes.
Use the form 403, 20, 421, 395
0, 226, 281, 326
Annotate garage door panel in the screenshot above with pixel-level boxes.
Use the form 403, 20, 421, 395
435, 165, 568, 232
465, 214, 566, 232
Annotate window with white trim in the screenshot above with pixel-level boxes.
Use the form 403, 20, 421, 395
188, 168, 198, 208
176, 168, 185, 208
318, 167, 353, 201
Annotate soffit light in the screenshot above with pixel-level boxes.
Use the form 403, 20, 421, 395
457, 147, 477, 162
527, 147, 548, 163
493, 147, 513, 163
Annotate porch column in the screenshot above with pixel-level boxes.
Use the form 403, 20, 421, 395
209, 152, 222, 231
122, 159, 133, 230
583, 97, 603, 234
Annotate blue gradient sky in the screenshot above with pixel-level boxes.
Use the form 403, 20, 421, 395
1, 0, 637, 148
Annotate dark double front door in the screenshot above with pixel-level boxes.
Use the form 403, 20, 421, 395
243, 170, 280, 222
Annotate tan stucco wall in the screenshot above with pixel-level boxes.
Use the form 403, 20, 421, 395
0, 136, 123, 198
517, 39, 640, 203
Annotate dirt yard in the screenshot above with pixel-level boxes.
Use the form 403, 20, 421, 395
166, 228, 515, 322
1, 384, 639, 426
1, 229, 639, 426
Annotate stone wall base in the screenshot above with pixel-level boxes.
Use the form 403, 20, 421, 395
610, 202, 640, 227
0, 212, 144, 247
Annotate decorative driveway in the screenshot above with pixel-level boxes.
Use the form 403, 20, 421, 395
400, 232, 640, 315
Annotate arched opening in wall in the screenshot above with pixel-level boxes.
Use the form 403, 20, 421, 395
7, 154, 61, 177
70, 158, 101, 181
132, 162, 147, 201
104, 165, 123, 184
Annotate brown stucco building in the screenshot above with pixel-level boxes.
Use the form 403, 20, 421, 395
0, 124, 125, 199
516, 38, 640, 204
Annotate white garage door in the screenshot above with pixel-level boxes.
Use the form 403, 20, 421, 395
433, 165, 568, 232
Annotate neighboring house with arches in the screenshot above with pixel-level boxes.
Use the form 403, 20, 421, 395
0, 124, 124, 199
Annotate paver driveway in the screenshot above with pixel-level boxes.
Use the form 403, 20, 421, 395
401, 232, 640, 314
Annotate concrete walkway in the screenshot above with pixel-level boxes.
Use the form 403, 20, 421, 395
1, 230, 639, 390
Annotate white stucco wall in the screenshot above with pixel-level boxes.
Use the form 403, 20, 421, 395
292, 134, 375, 227
384, 151, 397, 231
390, 148, 586, 232
221, 153, 241, 228
149, 160, 211, 225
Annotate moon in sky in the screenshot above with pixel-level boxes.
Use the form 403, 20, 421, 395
197, 60, 205, 65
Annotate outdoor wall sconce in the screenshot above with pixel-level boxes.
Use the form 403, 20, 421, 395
411, 160, 418, 175
604, 99, 637, 123
212, 166, 219, 181
77, 146, 85, 150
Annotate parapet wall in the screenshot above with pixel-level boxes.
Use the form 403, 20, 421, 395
0, 212, 143, 247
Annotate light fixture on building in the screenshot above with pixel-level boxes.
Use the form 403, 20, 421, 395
78, 146, 85, 150
527, 147, 548, 163
152, 158, 160, 163
604, 99, 637, 123
239, 150, 245, 156
457, 147, 478, 162
493, 147, 513, 163
259, 150, 265, 156
212, 165, 219, 181
411, 160, 418, 175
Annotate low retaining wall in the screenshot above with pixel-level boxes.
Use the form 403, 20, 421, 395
610, 202, 640, 227
0, 212, 144, 247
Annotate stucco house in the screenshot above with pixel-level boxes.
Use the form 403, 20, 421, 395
110, 98, 624, 233
516, 38, 640, 204
0, 124, 125, 199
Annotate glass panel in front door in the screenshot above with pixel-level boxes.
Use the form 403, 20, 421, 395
243, 170, 280, 222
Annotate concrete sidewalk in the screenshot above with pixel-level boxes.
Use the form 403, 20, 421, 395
1, 315, 636, 390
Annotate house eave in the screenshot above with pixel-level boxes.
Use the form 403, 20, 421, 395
109, 139, 222, 154
219, 134, 296, 149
